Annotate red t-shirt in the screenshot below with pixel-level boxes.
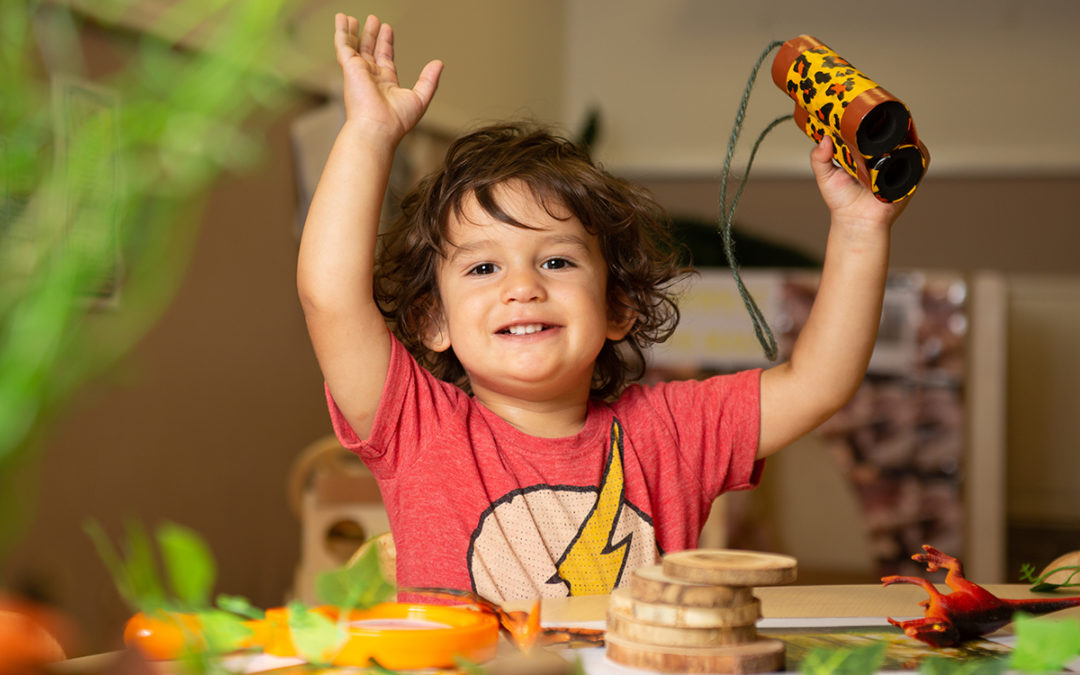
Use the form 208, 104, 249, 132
328, 334, 763, 601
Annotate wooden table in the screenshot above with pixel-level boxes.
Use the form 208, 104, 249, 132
57, 584, 1079, 673
539, 583, 1063, 624
539, 583, 1080, 674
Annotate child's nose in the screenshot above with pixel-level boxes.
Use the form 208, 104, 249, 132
502, 267, 546, 303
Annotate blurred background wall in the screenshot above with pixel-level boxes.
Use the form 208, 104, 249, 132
4, 0, 1078, 654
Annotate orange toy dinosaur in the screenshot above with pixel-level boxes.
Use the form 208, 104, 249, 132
882, 545, 1080, 647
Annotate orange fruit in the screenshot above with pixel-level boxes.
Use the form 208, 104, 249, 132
0, 607, 66, 672
123, 611, 203, 660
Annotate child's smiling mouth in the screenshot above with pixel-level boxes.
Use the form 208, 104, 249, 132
498, 323, 555, 336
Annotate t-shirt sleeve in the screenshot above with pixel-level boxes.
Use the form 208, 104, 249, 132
623, 369, 764, 499
325, 332, 466, 478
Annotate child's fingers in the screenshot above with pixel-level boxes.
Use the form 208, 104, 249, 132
809, 136, 837, 176
333, 13, 360, 63
374, 22, 396, 71
412, 60, 444, 109
810, 136, 856, 189
358, 14, 380, 57
811, 135, 908, 222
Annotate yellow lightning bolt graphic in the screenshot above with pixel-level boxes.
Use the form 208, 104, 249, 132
552, 419, 630, 595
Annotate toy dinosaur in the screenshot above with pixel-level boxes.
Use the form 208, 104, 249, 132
882, 545, 1080, 647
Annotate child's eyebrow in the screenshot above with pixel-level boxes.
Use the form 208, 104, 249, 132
444, 239, 493, 264
445, 233, 593, 263
544, 233, 593, 251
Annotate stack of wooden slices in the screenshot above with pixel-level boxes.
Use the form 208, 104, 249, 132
605, 550, 796, 673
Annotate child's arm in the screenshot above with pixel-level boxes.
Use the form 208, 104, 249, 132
297, 14, 442, 438
757, 137, 908, 458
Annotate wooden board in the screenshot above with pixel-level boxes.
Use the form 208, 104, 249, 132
607, 605, 757, 648
662, 550, 797, 587
610, 587, 760, 628
632, 565, 755, 608
606, 633, 786, 674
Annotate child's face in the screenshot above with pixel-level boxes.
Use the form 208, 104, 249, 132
426, 180, 632, 404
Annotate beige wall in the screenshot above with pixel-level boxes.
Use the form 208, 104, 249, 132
565, 0, 1080, 176
1006, 277, 1080, 525
63, 0, 568, 134
331, 1, 567, 133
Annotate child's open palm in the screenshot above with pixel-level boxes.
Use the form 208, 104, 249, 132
335, 13, 443, 141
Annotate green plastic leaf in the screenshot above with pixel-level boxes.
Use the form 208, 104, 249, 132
314, 543, 395, 609
216, 593, 264, 620
176, 646, 212, 675
157, 521, 216, 608
1019, 563, 1038, 583
195, 608, 254, 654
454, 656, 487, 675
920, 655, 1008, 675
801, 642, 886, 675
84, 519, 137, 608
1009, 613, 1080, 673
286, 602, 345, 666
123, 520, 168, 611
369, 659, 406, 675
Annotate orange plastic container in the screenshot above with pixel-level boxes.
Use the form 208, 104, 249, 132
262, 603, 500, 669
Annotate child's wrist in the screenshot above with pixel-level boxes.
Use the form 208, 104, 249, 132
340, 119, 406, 155
828, 215, 892, 253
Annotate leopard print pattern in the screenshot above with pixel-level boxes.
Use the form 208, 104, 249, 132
775, 37, 927, 202
780, 44, 881, 177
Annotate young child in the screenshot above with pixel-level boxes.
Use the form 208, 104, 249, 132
297, 14, 907, 601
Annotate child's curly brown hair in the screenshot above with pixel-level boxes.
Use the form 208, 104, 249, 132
374, 122, 689, 400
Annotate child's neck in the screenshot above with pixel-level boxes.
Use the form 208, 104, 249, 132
474, 391, 590, 438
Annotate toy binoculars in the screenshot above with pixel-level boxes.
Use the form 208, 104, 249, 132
771, 35, 929, 203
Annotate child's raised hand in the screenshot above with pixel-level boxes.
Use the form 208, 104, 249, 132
809, 136, 908, 231
335, 13, 443, 142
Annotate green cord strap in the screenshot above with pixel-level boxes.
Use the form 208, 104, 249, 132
718, 39, 792, 362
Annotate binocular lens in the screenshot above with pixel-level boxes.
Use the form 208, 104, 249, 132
856, 101, 911, 157
873, 146, 924, 202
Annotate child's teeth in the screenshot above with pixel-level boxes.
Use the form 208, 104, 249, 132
507, 324, 544, 335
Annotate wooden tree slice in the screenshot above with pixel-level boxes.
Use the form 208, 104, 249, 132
662, 550, 797, 587
607, 605, 758, 648
632, 565, 755, 608
1037, 550, 1080, 586
606, 633, 786, 674
610, 587, 760, 628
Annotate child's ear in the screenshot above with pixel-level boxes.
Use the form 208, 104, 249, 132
607, 314, 636, 341
421, 303, 452, 353
606, 296, 637, 341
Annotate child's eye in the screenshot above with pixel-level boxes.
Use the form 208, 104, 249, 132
541, 257, 573, 270
467, 263, 497, 276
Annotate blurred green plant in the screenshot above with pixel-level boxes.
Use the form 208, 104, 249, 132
799, 614, 1080, 674
0, 0, 302, 556
86, 519, 396, 672
800, 641, 886, 675
1008, 612, 1080, 673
